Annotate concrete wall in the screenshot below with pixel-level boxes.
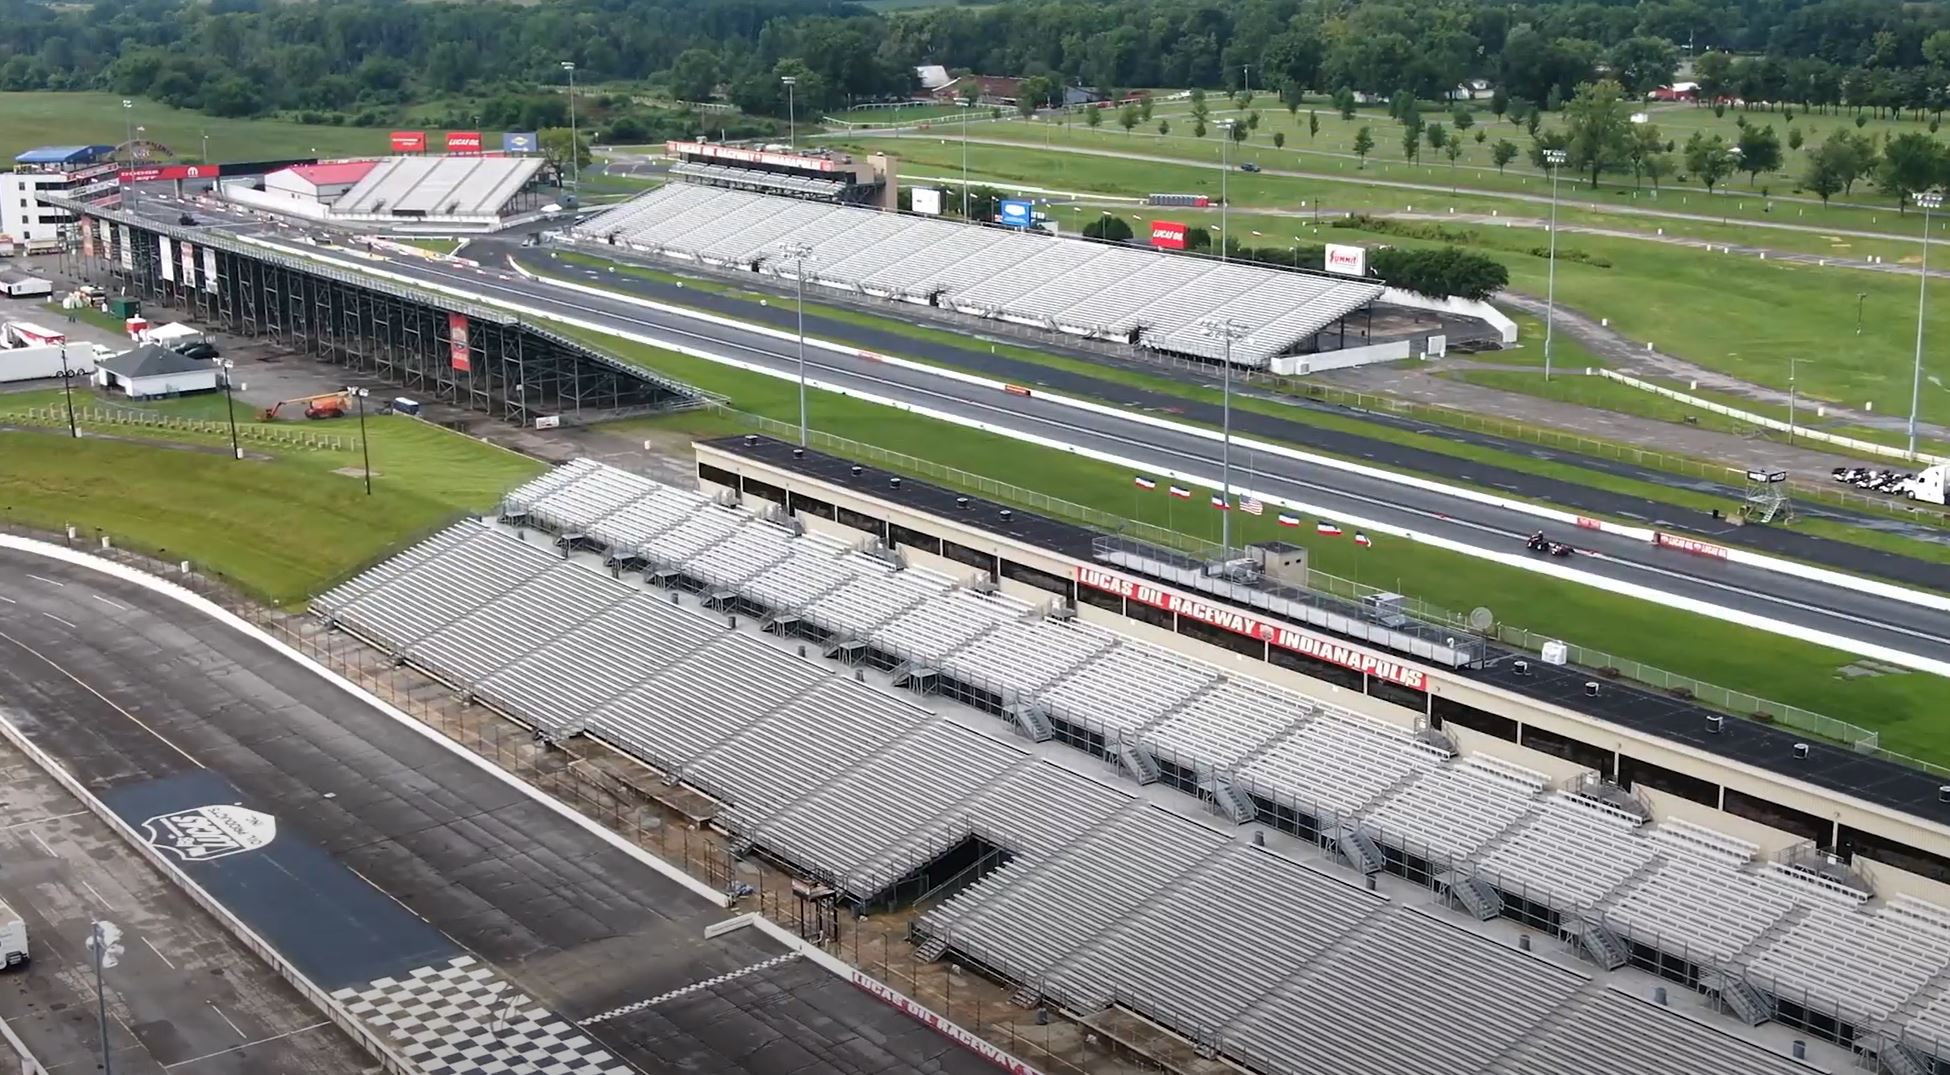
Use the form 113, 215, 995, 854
1272, 339, 1410, 376
1444, 723, 1592, 785
1380, 287, 1518, 343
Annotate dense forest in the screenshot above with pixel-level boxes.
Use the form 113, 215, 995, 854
5, 0, 1950, 130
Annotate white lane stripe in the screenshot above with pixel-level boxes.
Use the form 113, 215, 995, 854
25, 574, 64, 587
160, 1022, 332, 1070
143, 936, 176, 970
207, 1003, 246, 1039
91, 594, 127, 611
42, 612, 76, 629
0, 627, 206, 769
30, 830, 56, 858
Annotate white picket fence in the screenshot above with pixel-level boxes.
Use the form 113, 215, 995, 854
5, 404, 350, 451
1597, 369, 1949, 466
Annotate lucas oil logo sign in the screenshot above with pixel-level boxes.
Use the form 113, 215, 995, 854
141, 804, 277, 862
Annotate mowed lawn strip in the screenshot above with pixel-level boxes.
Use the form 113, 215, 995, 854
565, 321, 1948, 761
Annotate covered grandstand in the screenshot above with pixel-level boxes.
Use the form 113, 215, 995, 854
222, 154, 554, 231
571, 184, 1382, 366
313, 456, 1950, 1075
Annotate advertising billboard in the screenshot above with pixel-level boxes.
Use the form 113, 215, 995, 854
909, 187, 944, 217
117, 224, 132, 271
1149, 220, 1188, 249
181, 240, 196, 285
501, 132, 538, 155
1324, 243, 1368, 276
203, 246, 218, 293
998, 199, 1033, 227
445, 131, 483, 155
80, 216, 94, 259
390, 131, 427, 153
119, 164, 219, 184
158, 236, 175, 282
448, 313, 472, 371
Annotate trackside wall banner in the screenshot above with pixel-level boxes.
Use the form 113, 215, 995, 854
80, 216, 94, 259
1150, 220, 1188, 249
202, 246, 218, 293
158, 235, 175, 282
181, 240, 196, 285
1074, 566, 1428, 691
448, 312, 471, 371
117, 224, 132, 271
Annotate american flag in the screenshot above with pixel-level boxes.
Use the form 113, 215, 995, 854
1239, 497, 1264, 516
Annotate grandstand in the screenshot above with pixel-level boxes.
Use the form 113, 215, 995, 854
663, 140, 896, 208
222, 154, 554, 230
570, 184, 1382, 366
311, 456, 1950, 1073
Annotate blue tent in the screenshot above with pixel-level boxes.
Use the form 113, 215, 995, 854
13, 145, 116, 166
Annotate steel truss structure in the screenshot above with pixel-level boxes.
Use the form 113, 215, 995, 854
52, 196, 705, 427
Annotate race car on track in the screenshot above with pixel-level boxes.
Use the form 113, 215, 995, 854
1525, 532, 1575, 557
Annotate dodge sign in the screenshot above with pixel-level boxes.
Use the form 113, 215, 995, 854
1150, 220, 1188, 249
1325, 243, 1368, 276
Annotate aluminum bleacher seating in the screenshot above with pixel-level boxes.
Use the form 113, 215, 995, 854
407, 560, 629, 686
638, 504, 749, 567
1476, 793, 1659, 911
1743, 896, 1950, 1025
918, 806, 1230, 983
324, 525, 558, 651
315, 520, 487, 613
800, 559, 954, 638
1233, 710, 1450, 822
757, 722, 1028, 895
739, 532, 864, 612
520, 465, 662, 535
1489, 988, 1820, 1075
1600, 822, 1796, 964
1047, 842, 1387, 1029
1225, 908, 1588, 1075
936, 619, 1117, 700
473, 593, 723, 733
583, 633, 829, 772
959, 761, 1133, 862
500, 459, 603, 519
572, 184, 1382, 367
1357, 756, 1549, 866
1134, 677, 1307, 774
1037, 642, 1222, 741
868, 588, 1033, 665
678, 520, 799, 590
587, 486, 711, 553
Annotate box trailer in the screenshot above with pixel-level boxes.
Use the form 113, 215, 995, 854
0, 899, 26, 968
0, 341, 94, 383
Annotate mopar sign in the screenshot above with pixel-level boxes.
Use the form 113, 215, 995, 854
998, 199, 1033, 227
119, 164, 220, 184
502, 131, 538, 154
142, 804, 277, 863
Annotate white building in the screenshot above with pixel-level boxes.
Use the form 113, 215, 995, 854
1, 145, 118, 249
261, 160, 379, 207
94, 343, 219, 399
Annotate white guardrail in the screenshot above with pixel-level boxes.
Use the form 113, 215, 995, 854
0, 1016, 45, 1075
1597, 368, 1950, 467
236, 238, 1950, 672
0, 534, 1046, 1075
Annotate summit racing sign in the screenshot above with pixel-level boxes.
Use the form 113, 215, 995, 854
141, 804, 277, 863
1075, 566, 1428, 691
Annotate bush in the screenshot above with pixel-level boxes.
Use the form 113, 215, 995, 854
1367, 246, 1509, 301
1082, 214, 1134, 242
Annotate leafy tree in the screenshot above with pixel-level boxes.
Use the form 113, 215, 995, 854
1695, 50, 1732, 103
1684, 131, 1736, 194
1369, 246, 1509, 300
539, 127, 591, 173
1787, 126, 1804, 151
1803, 138, 1850, 204
1490, 86, 1509, 121
1229, 118, 1248, 143
1333, 86, 1357, 120
1158, 118, 1170, 136
1880, 132, 1946, 210
1527, 129, 1569, 170
1140, 96, 1154, 121
668, 48, 719, 103
1608, 36, 1679, 97
1474, 128, 1486, 144
1353, 125, 1374, 167
1118, 103, 1139, 134
1193, 118, 1207, 138
1272, 130, 1285, 149
1085, 105, 1102, 129
1452, 106, 1474, 132
1562, 79, 1632, 187
1017, 74, 1058, 117
1082, 213, 1134, 241
1524, 108, 1543, 138
1281, 82, 1304, 116
1443, 137, 1463, 187
1401, 124, 1420, 162
1309, 111, 1320, 140
1426, 122, 1447, 150
1736, 123, 1782, 184
1246, 110, 1260, 130
1628, 122, 1668, 188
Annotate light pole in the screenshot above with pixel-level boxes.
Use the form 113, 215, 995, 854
135, 125, 145, 163
1857, 292, 1869, 335
1198, 318, 1251, 557
220, 359, 240, 459
348, 386, 372, 495
1217, 119, 1237, 262
1542, 147, 1567, 380
87, 920, 123, 1075
782, 76, 798, 150
1788, 356, 1807, 444
960, 98, 973, 218
561, 61, 580, 199
1909, 190, 1941, 459
121, 99, 132, 160
201, 130, 208, 163
781, 241, 813, 444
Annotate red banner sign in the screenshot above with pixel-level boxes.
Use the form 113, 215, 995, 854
390, 131, 427, 153
849, 971, 1042, 1075
445, 131, 483, 154
1075, 566, 1428, 691
1003, 384, 1031, 397
448, 312, 471, 371
1654, 532, 1729, 560
118, 164, 220, 184
1574, 516, 1602, 529
1150, 220, 1188, 250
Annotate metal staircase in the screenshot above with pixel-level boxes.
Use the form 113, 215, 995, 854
1864, 1036, 1929, 1075
1334, 824, 1386, 877
1009, 984, 1042, 1009
1004, 702, 1054, 743
914, 936, 950, 963
1115, 739, 1161, 785
1439, 870, 1504, 921
1208, 779, 1256, 825
1702, 970, 1772, 1027
1567, 916, 1630, 971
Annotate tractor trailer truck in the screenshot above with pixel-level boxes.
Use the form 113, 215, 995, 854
0, 899, 25, 968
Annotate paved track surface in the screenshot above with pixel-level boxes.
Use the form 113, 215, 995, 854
0, 550, 999, 1075
228, 227, 1950, 666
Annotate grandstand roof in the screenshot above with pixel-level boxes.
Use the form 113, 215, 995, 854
573, 184, 1382, 365
279, 160, 379, 187
333, 155, 544, 218
14, 145, 115, 165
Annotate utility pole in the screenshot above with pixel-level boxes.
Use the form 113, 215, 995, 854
1217, 119, 1236, 261
349, 386, 372, 495
121, 99, 133, 161
88, 921, 123, 1075
781, 242, 813, 444
782, 76, 798, 150
561, 61, 581, 199
1910, 191, 1941, 459
221, 359, 240, 459
1542, 147, 1567, 380
1198, 318, 1251, 558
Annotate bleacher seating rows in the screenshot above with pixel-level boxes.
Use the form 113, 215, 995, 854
1488, 989, 1825, 1075
572, 184, 1383, 366
336, 155, 544, 218
324, 483, 1950, 1072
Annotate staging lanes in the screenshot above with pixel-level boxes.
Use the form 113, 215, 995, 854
0, 551, 1003, 1075
227, 230, 1950, 670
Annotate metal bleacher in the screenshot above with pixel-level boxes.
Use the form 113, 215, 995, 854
315, 458, 1950, 1074
335, 155, 543, 218
573, 184, 1382, 366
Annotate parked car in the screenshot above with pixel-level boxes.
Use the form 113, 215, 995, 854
1239, 162, 1261, 172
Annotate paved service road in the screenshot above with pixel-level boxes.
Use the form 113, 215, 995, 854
244, 235, 1950, 669
0, 551, 1004, 1075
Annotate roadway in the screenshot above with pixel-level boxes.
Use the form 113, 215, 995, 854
215, 226, 1950, 671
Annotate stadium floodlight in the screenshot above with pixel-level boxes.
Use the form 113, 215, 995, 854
347, 386, 373, 496
1197, 317, 1252, 557
781, 76, 799, 151
1215, 119, 1238, 263
1911, 190, 1944, 458
1541, 147, 1568, 381
781, 242, 815, 445
561, 62, 581, 197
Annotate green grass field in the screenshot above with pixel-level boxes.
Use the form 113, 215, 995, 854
556, 319, 1948, 760
0, 398, 541, 604
0, 91, 444, 163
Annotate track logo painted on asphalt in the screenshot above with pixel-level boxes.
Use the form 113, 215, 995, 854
141, 804, 276, 862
